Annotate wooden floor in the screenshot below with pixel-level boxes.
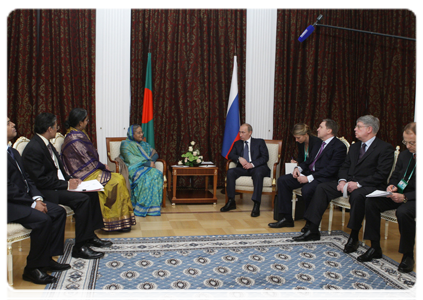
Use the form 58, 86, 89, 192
8, 191, 410, 290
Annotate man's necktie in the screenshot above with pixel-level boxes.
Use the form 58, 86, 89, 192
243, 141, 249, 161
7, 147, 15, 160
48, 143, 59, 168
47, 143, 54, 157
8, 147, 30, 193
309, 142, 326, 171
358, 143, 366, 160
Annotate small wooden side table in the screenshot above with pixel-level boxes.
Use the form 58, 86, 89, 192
168, 165, 218, 205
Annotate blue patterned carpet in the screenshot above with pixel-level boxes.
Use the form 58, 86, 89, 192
46, 231, 415, 290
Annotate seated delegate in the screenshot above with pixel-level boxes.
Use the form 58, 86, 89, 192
357, 122, 416, 273
290, 123, 321, 164
8, 117, 69, 284
61, 108, 136, 232
221, 123, 270, 217
120, 125, 163, 217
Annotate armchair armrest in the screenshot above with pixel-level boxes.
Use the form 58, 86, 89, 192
156, 159, 167, 185
226, 159, 238, 172
107, 152, 120, 173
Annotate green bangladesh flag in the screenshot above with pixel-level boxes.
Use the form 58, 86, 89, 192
141, 53, 155, 148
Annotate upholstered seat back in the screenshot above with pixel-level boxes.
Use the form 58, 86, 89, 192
231, 140, 282, 192
12, 136, 30, 155
51, 132, 65, 154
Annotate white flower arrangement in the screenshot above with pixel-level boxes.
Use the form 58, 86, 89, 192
179, 141, 203, 167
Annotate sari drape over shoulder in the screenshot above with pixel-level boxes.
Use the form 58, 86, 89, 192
120, 126, 163, 217
61, 128, 136, 231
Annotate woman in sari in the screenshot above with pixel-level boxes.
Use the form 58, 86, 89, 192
120, 125, 163, 217
61, 108, 136, 232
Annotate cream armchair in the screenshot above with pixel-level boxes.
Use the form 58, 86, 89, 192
225, 140, 283, 208
106, 137, 167, 207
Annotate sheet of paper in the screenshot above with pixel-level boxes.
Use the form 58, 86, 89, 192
366, 190, 393, 197
285, 162, 297, 174
68, 179, 104, 192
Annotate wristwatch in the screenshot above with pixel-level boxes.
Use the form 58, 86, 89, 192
403, 195, 408, 203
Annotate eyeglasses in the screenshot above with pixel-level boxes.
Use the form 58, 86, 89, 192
402, 140, 416, 146
355, 125, 368, 129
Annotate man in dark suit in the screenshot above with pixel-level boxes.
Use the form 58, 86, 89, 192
22, 113, 111, 260
269, 119, 347, 229
293, 115, 394, 248
221, 123, 270, 217
357, 122, 416, 273
7, 118, 70, 284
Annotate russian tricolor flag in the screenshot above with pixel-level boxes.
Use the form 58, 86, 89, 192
221, 56, 240, 159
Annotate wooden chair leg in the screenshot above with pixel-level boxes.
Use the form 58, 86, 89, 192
292, 193, 297, 221
328, 203, 334, 234
362, 219, 366, 246
384, 220, 389, 239
341, 208, 346, 227
7, 244, 13, 286
162, 187, 167, 208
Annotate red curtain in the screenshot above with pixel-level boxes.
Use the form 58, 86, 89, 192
273, 10, 416, 167
131, 9, 246, 187
7, 10, 38, 139
7, 9, 97, 145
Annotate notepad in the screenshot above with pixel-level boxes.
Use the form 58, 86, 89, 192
68, 179, 104, 192
285, 162, 297, 174
366, 190, 393, 197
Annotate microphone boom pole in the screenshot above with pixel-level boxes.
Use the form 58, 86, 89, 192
316, 23, 416, 41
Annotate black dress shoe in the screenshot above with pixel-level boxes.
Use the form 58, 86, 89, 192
292, 230, 320, 241
23, 268, 57, 284
220, 198, 236, 212
268, 218, 294, 228
343, 237, 359, 253
251, 202, 260, 217
72, 245, 105, 259
398, 256, 415, 273
44, 259, 71, 272
86, 237, 113, 248
301, 222, 310, 233
357, 247, 383, 262
118, 227, 131, 232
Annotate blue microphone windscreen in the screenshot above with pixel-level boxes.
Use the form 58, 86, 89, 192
298, 25, 315, 42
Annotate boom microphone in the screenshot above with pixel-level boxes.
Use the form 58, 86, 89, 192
298, 14, 323, 42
